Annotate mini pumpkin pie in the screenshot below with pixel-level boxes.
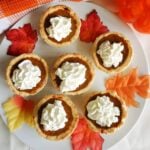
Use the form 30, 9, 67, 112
40, 5, 81, 47
33, 94, 79, 140
50, 53, 94, 95
92, 32, 133, 73
6, 54, 48, 96
84, 91, 127, 134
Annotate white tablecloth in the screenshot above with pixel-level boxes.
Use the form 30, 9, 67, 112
0, 17, 150, 150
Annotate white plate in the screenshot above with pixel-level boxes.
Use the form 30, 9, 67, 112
0, 1, 148, 150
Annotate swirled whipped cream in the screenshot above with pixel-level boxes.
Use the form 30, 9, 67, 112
86, 96, 120, 127
97, 40, 124, 68
55, 61, 87, 92
40, 100, 68, 131
46, 16, 72, 41
12, 60, 41, 90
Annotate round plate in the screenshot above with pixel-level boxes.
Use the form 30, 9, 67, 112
0, 2, 148, 150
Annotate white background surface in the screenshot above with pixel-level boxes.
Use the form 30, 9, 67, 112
0, 2, 150, 150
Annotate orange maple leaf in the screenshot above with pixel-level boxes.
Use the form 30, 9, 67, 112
105, 68, 150, 107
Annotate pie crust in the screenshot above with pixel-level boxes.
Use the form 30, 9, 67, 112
33, 94, 79, 140
50, 53, 95, 95
84, 91, 127, 134
39, 5, 81, 47
6, 54, 48, 96
92, 32, 133, 73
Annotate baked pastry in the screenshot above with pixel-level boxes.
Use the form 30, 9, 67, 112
33, 94, 79, 140
39, 5, 81, 47
92, 32, 133, 73
50, 53, 94, 95
84, 91, 127, 134
6, 54, 48, 96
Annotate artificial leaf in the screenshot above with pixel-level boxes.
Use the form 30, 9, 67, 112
6, 23, 38, 56
105, 68, 150, 107
80, 10, 109, 42
71, 117, 104, 150
3, 95, 35, 131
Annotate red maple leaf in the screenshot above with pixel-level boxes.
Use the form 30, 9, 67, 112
71, 117, 104, 150
6, 23, 38, 56
80, 10, 109, 42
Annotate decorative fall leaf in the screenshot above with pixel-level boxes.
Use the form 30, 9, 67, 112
6, 23, 38, 56
71, 117, 104, 150
80, 10, 109, 42
105, 68, 150, 107
3, 95, 35, 131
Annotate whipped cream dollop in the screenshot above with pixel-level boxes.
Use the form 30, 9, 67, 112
55, 61, 87, 92
12, 60, 41, 90
40, 100, 68, 131
86, 96, 120, 127
97, 40, 124, 68
46, 16, 72, 41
